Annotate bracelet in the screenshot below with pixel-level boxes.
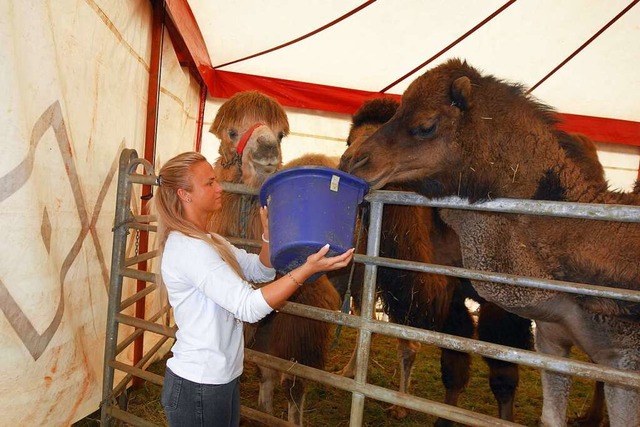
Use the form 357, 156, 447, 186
286, 271, 302, 287
261, 233, 269, 243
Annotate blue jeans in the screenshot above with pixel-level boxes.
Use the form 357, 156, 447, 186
161, 367, 240, 427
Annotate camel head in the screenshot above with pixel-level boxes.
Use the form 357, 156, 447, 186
210, 91, 289, 188
340, 60, 469, 196
341, 59, 572, 201
341, 97, 414, 193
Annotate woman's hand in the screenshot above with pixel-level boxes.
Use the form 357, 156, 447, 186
258, 206, 272, 268
259, 206, 269, 241
260, 244, 355, 308
305, 244, 354, 274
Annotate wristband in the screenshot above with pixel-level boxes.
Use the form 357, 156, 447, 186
286, 271, 302, 287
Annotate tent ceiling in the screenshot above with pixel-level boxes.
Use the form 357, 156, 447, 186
184, 0, 640, 142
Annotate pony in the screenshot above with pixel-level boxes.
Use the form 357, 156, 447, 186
206, 91, 340, 425
340, 59, 640, 427
339, 98, 532, 425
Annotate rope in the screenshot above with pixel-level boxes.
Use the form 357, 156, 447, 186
379, 0, 517, 93
213, 1, 377, 69
331, 203, 368, 351
528, 0, 640, 93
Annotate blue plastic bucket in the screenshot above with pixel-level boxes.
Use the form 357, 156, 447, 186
259, 166, 369, 282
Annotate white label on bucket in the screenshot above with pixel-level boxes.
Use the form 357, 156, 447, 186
330, 175, 340, 192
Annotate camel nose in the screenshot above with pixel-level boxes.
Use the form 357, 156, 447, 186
252, 136, 280, 160
340, 153, 369, 174
338, 153, 352, 172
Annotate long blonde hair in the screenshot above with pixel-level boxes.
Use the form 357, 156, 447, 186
155, 152, 245, 279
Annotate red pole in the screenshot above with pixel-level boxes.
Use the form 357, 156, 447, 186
195, 82, 207, 152
132, 0, 164, 387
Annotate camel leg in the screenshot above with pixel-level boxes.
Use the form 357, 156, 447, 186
483, 359, 518, 421
434, 290, 474, 427
535, 321, 572, 427
602, 352, 640, 427
257, 366, 278, 415
477, 303, 532, 421
569, 381, 607, 427
436, 348, 471, 427
540, 370, 572, 427
387, 338, 420, 419
282, 373, 305, 426
604, 382, 639, 427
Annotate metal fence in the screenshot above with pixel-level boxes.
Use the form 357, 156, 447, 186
100, 148, 640, 426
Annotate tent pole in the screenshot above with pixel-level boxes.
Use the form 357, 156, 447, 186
131, 0, 164, 388
195, 82, 207, 152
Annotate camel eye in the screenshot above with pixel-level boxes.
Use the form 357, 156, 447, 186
410, 123, 437, 139
228, 129, 238, 139
277, 131, 285, 142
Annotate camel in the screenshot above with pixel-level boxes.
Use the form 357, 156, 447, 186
558, 132, 640, 427
559, 132, 608, 427
340, 59, 640, 427
206, 91, 340, 426
340, 97, 532, 425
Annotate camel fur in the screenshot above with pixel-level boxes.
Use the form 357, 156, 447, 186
341, 59, 640, 427
340, 97, 532, 425
206, 91, 340, 426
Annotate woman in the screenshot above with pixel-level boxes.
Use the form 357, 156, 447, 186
155, 152, 354, 426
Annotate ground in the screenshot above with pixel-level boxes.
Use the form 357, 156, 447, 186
77, 320, 597, 426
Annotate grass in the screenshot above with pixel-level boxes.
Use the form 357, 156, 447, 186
97, 321, 600, 427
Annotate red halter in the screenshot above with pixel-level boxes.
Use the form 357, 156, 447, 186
236, 123, 265, 156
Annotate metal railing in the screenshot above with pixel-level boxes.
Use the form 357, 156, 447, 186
100, 148, 640, 426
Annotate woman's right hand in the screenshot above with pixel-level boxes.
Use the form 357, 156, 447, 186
261, 244, 355, 309
305, 244, 354, 274
259, 206, 269, 241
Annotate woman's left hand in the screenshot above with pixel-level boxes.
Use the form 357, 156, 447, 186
259, 206, 269, 241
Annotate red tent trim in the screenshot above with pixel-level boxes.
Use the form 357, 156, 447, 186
209, 70, 640, 147
555, 113, 640, 147
208, 69, 400, 115
166, 0, 639, 147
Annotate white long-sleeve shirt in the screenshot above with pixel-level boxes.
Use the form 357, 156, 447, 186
161, 231, 276, 384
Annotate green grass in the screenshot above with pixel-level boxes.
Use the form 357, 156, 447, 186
105, 323, 600, 426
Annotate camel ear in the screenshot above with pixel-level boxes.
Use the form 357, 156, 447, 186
451, 76, 471, 111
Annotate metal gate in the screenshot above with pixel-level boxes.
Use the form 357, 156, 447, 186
100, 148, 640, 426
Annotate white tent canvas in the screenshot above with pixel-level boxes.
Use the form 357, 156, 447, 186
192, 0, 639, 189
1, 1, 199, 424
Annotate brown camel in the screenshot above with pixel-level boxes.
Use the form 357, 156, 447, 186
206, 91, 340, 426
341, 97, 532, 425
340, 59, 640, 427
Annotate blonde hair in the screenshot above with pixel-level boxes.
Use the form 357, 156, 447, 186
155, 152, 245, 279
